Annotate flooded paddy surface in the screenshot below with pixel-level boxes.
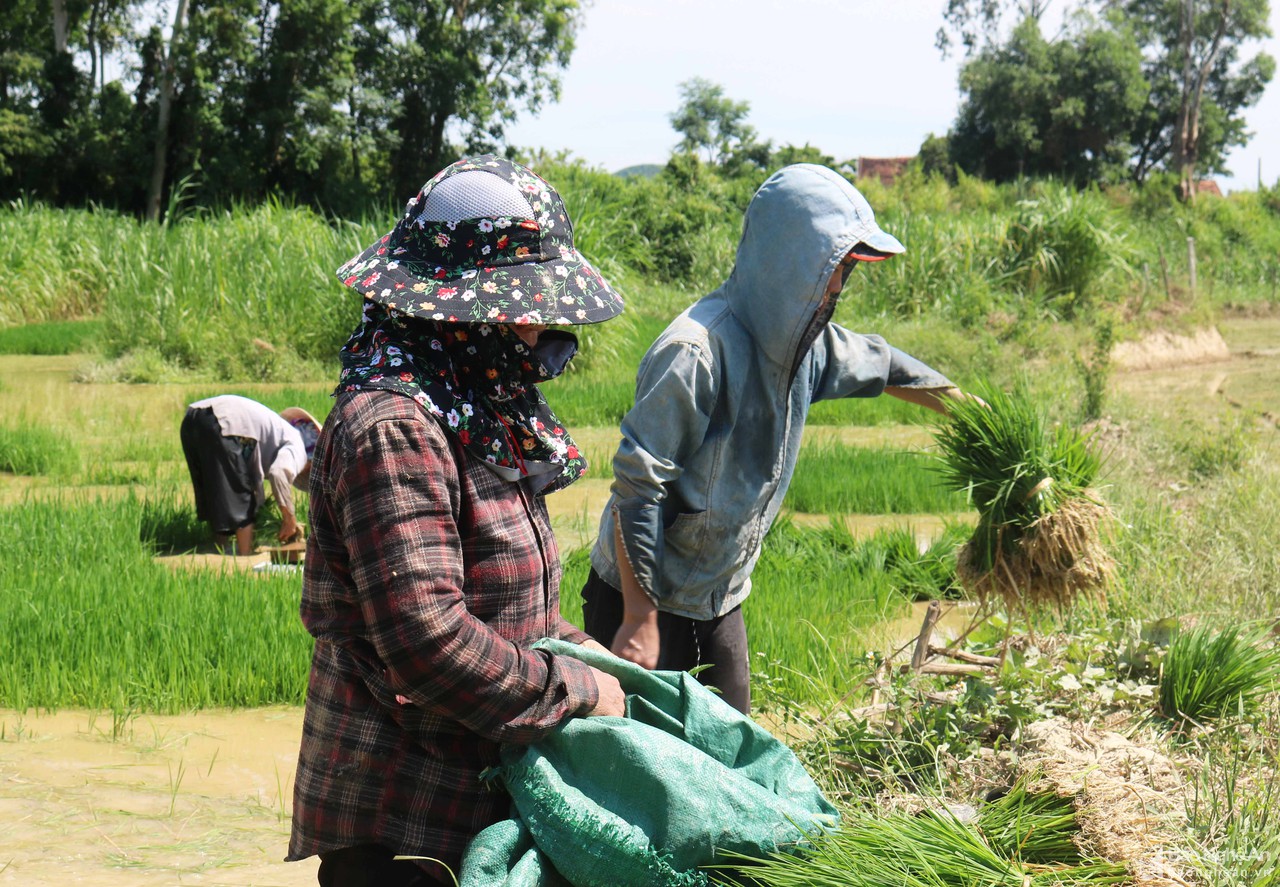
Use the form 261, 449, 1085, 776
0, 707, 317, 886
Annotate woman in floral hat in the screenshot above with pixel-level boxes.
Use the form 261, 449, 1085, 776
287, 156, 626, 887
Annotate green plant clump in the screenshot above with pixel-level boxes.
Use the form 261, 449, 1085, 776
712, 779, 1127, 886
0, 421, 80, 477
930, 385, 1113, 609
1158, 624, 1280, 726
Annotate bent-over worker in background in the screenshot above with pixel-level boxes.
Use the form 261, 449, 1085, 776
180, 394, 320, 555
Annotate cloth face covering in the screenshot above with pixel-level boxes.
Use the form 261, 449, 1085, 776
336, 301, 587, 491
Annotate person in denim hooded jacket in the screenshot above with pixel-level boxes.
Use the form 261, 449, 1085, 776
581, 163, 979, 714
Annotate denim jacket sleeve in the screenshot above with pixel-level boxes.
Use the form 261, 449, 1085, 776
609, 339, 717, 603
812, 325, 954, 401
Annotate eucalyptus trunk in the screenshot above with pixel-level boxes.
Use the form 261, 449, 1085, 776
146, 0, 190, 223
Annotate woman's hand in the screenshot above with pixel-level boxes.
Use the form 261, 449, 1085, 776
587, 667, 625, 717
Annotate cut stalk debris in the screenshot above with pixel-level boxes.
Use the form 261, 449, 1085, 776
928, 386, 1114, 609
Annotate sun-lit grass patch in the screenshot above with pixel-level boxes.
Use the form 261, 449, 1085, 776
0, 496, 312, 713
786, 444, 969, 515
0, 421, 80, 477
0, 318, 103, 355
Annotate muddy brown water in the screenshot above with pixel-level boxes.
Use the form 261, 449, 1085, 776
1, 317, 1277, 884
0, 707, 317, 886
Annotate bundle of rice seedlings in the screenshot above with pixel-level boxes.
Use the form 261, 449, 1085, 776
1158, 623, 1280, 725
929, 386, 1113, 610
710, 781, 1128, 886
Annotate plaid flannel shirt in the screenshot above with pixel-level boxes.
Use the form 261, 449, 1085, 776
287, 390, 597, 877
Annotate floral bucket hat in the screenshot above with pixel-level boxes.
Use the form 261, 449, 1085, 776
337, 155, 624, 326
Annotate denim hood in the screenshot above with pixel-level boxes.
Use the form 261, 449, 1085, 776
725, 163, 904, 374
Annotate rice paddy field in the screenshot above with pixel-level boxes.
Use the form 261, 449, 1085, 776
2, 191, 1279, 886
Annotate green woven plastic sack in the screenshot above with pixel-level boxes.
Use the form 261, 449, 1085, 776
459, 638, 838, 887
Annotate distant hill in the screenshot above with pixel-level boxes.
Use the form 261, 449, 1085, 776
614, 164, 662, 179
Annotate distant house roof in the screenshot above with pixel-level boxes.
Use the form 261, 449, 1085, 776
856, 156, 914, 186
1195, 179, 1223, 197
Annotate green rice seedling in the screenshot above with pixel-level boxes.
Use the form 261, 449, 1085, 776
559, 546, 592, 628
807, 393, 941, 426
561, 518, 914, 709
0, 495, 313, 711
978, 778, 1086, 864
710, 785, 1127, 886
0, 319, 103, 355
140, 495, 210, 554
0, 421, 80, 477
785, 445, 970, 516
873, 524, 971, 601
546, 375, 636, 431
1158, 624, 1280, 725
929, 384, 1113, 610
745, 520, 913, 706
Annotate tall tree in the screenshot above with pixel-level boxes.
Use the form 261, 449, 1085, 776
1105, 0, 1274, 195
938, 0, 1274, 191
361, 0, 584, 203
949, 16, 1148, 183
668, 77, 768, 170
145, 0, 188, 221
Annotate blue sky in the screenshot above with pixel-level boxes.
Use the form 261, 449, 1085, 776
505, 0, 1280, 192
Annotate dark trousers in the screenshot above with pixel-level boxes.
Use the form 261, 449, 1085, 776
317, 844, 451, 887
180, 406, 258, 533
581, 568, 752, 714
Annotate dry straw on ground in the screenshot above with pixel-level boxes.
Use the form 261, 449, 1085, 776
1017, 717, 1192, 887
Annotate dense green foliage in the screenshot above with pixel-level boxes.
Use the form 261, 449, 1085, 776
3, 164, 1279, 381
0, 0, 584, 215
950, 17, 1149, 183
938, 1, 1274, 188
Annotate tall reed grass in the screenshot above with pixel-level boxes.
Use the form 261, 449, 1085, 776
6, 170, 1277, 382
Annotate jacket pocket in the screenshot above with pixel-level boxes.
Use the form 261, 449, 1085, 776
662, 509, 711, 591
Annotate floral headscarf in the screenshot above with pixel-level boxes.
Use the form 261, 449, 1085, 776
336, 301, 587, 492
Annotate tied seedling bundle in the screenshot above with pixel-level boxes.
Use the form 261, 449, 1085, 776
929, 386, 1114, 609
